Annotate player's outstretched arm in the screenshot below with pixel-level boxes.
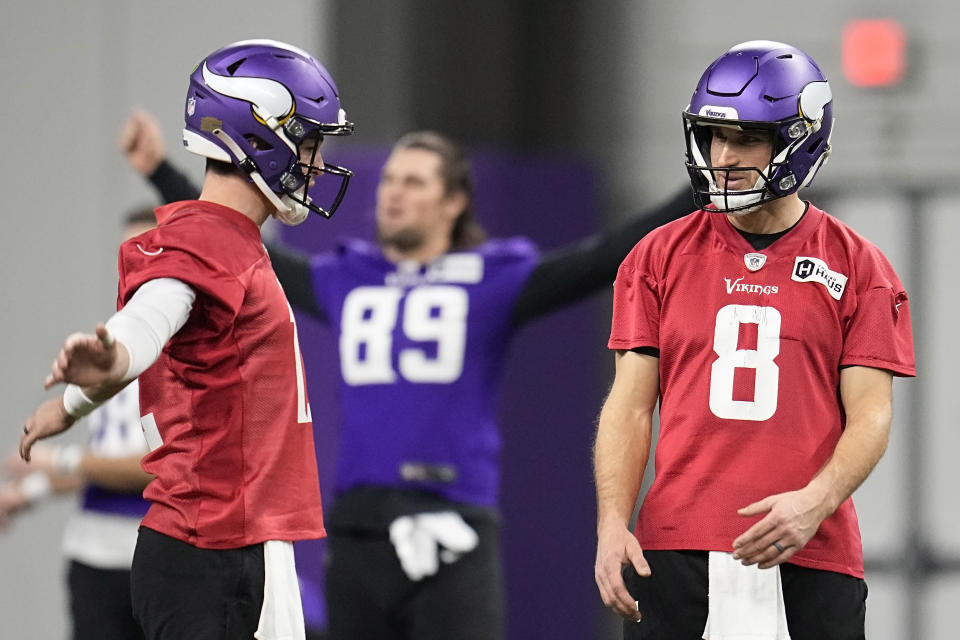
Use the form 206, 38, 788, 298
22, 278, 196, 462
0, 481, 32, 531
119, 109, 165, 177
20, 325, 130, 461
119, 122, 323, 320
0, 445, 87, 531
120, 109, 200, 203
593, 350, 659, 622
732, 365, 894, 568
510, 188, 694, 326
264, 241, 327, 322
6, 443, 150, 494
76, 452, 153, 492
44, 324, 128, 390
19, 397, 79, 462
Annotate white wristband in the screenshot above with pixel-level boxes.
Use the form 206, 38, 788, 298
63, 384, 102, 418
19, 472, 52, 503
52, 444, 84, 476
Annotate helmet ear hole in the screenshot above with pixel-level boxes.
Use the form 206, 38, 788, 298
244, 134, 274, 151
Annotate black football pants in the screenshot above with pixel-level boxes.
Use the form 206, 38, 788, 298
130, 526, 265, 640
622, 549, 867, 640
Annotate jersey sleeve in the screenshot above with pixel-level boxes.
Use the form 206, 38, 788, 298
841, 285, 915, 376
265, 241, 326, 322
839, 243, 915, 376
608, 240, 661, 351
117, 233, 245, 317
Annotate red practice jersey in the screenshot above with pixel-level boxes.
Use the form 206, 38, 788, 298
117, 201, 324, 549
609, 204, 915, 578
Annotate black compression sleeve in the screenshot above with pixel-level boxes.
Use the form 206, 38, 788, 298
509, 187, 695, 327
263, 241, 327, 323
148, 160, 201, 204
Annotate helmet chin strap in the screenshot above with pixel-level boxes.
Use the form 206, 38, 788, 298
708, 172, 768, 214
710, 192, 764, 215
210, 128, 307, 226
277, 194, 310, 226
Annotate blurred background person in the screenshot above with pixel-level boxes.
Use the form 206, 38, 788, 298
0, 209, 155, 640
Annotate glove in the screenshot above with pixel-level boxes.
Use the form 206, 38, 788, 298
388, 511, 479, 581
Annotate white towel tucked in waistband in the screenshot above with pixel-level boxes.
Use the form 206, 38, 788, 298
702, 551, 790, 640
255, 540, 305, 640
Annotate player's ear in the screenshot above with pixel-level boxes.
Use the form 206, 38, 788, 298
442, 190, 468, 222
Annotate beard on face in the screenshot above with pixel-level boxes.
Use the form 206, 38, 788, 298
377, 226, 426, 254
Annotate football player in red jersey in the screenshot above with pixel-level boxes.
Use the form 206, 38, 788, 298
18, 39, 353, 640
593, 41, 915, 640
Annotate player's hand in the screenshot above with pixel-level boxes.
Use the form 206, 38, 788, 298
732, 488, 828, 569
19, 398, 76, 462
3, 445, 53, 479
44, 324, 126, 390
595, 517, 648, 622
119, 109, 165, 176
0, 483, 30, 531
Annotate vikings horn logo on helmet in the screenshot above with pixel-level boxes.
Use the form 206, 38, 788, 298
201, 64, 295, 129
798, 81, 832, 124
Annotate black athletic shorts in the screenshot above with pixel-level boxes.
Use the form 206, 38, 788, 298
622, 550, 867, 640
68, 560, 144, 640
324, 488, 504, 640
130, 526, 265, 640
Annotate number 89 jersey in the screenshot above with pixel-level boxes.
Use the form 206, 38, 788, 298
609, 205, 915, 578
310, 238, 540, 507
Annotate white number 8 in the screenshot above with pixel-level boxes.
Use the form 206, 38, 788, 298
708, 304, 780, 421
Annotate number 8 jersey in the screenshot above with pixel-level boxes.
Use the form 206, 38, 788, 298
609, 205, 915, 578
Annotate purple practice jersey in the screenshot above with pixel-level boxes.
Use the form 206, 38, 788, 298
310, 237, 540, 506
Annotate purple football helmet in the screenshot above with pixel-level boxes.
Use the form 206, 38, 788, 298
682, 40, 833, 213
183, 39, 354, 224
